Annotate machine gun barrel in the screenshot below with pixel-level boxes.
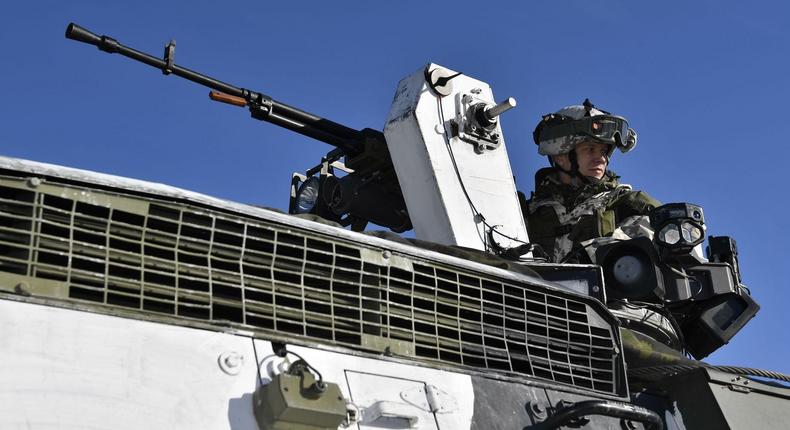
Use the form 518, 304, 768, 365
65, 23, 364, 155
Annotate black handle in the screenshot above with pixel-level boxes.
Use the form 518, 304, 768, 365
533, 400, 662, 430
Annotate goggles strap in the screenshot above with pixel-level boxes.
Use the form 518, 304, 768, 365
549, 144, 610, 186
540, 115, 627, 145
549, 151, 589, 186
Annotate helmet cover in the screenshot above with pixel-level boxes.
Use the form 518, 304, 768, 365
533, 100, 637, 156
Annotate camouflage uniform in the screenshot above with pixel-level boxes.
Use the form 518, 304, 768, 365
521, 168, 660, 263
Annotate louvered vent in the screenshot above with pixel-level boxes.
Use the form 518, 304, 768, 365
0, 177, 624, 396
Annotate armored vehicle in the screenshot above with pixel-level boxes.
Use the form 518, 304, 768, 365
1, 24, 788, 429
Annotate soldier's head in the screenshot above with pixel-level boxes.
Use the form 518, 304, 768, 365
533, 99, 637, 183
552, 140, 610, 180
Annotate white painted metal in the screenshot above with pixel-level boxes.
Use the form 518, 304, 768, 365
0, 300, 260, 430
383, 64, 528, 251
0, 299, 477, 429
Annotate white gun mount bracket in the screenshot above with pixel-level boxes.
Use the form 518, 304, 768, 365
384, 64, 529, 254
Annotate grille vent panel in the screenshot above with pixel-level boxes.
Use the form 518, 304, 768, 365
0, 178, 623, 396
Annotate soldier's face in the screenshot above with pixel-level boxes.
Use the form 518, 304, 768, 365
575, 141, 609, 179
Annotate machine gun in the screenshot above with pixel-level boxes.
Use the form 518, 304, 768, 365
65, 23, 410, 232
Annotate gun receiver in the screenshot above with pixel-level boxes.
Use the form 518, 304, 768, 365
65, 23, 408, 232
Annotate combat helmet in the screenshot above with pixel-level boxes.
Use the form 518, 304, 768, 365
532, 99, 637, 158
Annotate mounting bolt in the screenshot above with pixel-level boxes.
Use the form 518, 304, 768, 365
592, 285, 600, 293
27, 177, 41, 188
218, 351, 244, 375
527, 401, 547, 420
14, 282, 31, 297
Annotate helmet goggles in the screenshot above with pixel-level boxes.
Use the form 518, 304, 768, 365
538, 114, 631, 149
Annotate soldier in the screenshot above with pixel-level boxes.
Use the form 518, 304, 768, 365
521, 99, 660, 263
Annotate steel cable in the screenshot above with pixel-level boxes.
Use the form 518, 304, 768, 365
629, 363, 790, 384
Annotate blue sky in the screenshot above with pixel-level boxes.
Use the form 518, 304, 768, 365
3, 1, 789, 377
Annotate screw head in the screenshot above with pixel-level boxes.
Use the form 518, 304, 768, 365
218, 351, 244, 375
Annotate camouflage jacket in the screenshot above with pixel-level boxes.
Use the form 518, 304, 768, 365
520, 168, 660, 263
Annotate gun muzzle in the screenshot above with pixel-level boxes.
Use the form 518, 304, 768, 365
65, 23, 101, 45
66, 23, 119, 53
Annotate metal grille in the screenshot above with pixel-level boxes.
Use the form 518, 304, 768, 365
0, 178, 623, 396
